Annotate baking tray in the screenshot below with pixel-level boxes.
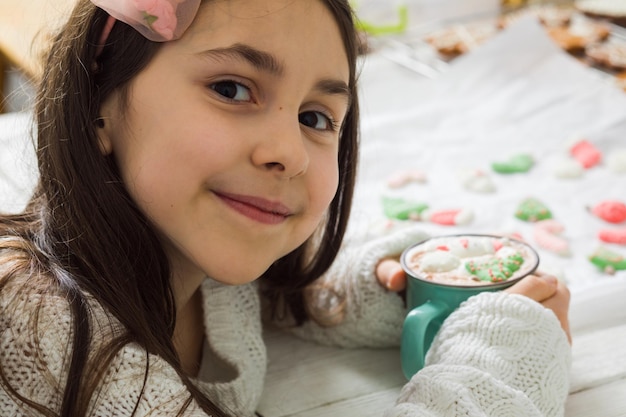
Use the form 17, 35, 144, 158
368, 3, 626, 90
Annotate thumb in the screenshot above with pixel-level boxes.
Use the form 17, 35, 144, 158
375, 258, 406, 292
505, 273, 558, 303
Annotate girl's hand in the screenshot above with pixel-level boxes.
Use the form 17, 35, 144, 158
376, 257, 572, 343
505, 273, 572, 344
376, 258, 406, 292
377, 260, 572, 344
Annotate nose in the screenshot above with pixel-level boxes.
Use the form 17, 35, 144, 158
251, 112, 309, 178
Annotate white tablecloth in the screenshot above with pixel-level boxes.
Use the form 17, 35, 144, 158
349, 18, 626, 331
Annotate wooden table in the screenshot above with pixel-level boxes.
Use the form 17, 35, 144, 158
258, 280, 626, 417
0, 0, 74, 112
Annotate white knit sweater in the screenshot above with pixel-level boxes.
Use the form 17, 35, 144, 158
0, 227, 571, 416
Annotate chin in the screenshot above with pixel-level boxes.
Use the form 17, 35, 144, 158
215, 276, 261, 286
206, 264, 272, 286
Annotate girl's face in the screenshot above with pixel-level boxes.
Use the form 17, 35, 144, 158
99, 0, 350, 285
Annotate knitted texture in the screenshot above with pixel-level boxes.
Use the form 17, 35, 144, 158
286, 226, 430, 348
0, 276, 68, 413
0, 274, 265, 416
0, 271, 207, 416
0, 230, 572, 416
194, 279, 266, 417
386, 292, 571, 417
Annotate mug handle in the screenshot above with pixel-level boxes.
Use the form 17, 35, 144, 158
401, 300, 449, 379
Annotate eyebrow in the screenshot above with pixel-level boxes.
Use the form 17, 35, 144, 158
198, 43, 284, 76
197, 43, 352, 103
315, 78, 352, 105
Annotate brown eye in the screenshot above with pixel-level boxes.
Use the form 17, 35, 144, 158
210, 81, 252, 102
299, 111, 335, 131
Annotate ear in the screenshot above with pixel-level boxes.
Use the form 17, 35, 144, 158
96, 118, 113, 156
96, 93, 119, 156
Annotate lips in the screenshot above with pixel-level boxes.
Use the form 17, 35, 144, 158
215, 191, 293, 225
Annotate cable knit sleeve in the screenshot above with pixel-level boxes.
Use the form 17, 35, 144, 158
89, 344, 207, 416
0, 274, 209, 416
386, 291, 571, 417
193, 279, 267, 417
283, 226, 430, 348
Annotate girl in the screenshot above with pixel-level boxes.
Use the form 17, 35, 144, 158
0, 0, 571, 416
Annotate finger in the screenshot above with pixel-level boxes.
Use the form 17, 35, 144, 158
386, 266, 407, 292
541, 280, 572, 344
376, 258, 406, 292
504, 274, 558, 302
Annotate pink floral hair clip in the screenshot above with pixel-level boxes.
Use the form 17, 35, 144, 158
91, 0, 201, 46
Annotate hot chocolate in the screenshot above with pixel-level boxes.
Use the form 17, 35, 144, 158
403, 235, 539, 287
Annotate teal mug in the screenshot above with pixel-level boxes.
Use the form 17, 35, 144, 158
400, 234, 539, 379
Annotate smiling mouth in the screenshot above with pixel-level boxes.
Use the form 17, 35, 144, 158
215, 191, 293, 225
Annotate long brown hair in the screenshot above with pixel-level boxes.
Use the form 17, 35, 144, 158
0, 0, 360, 415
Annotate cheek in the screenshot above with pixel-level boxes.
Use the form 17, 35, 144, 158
309, 157, 340, 217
